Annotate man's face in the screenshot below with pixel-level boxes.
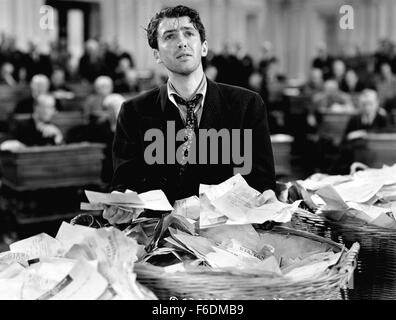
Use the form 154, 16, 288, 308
359, 92, 378, 117
154, 16, 207, 76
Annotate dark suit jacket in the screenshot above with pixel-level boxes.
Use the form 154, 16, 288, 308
111, 78, 275, 203
343, 112, 390, 141
11, 116, 58, 146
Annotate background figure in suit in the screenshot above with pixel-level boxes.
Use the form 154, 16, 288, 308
14, 74, 62, 115
78, 39, 107, 83
22, 40, 53, 82
83, 75, 113, 124
333, 89, 390, 174
114, 68, 141, 95
105, 5, 276, 224
85, 93, 125, 184
0, 62, 17, 86
343, 89, 389, 140
14, 74, 50, 114
6, 94, 63, 147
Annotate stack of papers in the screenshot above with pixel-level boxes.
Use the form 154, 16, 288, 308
297, 164, 396, 229
159, 224, 342, 281
81, 189, 174, 213
0, 224, 157, 300
80, 175, 296, 232
199, 174, 298, 229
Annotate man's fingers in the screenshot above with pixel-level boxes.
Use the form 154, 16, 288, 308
103, 205, 138, 225
255, 190, 277, 206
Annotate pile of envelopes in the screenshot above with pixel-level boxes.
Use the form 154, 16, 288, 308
0, 223, 157, 299
79, 175, 342, 283
0, 174, 349, 299
294, 164, 396, 228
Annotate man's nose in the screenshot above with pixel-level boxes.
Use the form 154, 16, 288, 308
177, 34, 188, 48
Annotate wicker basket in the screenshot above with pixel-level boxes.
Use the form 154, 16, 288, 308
292, 208, 396, 300
135, 226, 359, 300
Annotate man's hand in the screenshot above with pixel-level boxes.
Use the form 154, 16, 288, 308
103, 205, 144, 225
0, 139, 26, 151
346, 129, 367, 141
38, 123, 64, 144
255, 189, 278, 206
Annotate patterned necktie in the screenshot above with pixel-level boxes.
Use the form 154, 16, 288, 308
173, 94, 202, 165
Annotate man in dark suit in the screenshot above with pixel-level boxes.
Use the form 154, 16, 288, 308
105, 5, 275, 224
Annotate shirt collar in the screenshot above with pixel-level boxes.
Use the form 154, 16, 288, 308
167, 74, 207, 108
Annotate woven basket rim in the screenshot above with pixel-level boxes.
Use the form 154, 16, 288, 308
294, 207, 396, 235
135, 225, 359, 292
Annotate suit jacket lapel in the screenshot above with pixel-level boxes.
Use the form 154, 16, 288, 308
158, 84, 168, 114
199, 78, 223, 129
158, 83, 184, 128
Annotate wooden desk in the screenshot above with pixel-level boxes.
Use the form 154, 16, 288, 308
0, 143, 106, 235
0, 142, 105, 191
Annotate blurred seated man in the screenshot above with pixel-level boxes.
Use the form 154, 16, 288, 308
0, 62, 17, 86
78, 39, 106, 83
340, 69, 365, 94
14, 74, 61, 114
311, 42, 333, 80
329, 59, 346, 87
340, 69, 365, 108
85, 94, 125, 183
313, 79, 354, 112
302, 68, 324, 96
6, 94, 63, 148
343, 89, 389, 142
83, 75, 113, 124
114, 68, 141, 95
114, 56, 134, 82
333, 89, 390, 174
375, 62, 396, 107
49, 67, 74, 99
23, 40, 53, 81
86, 93, 125, 141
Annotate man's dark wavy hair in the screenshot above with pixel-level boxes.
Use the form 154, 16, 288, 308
146, 5, 206, 50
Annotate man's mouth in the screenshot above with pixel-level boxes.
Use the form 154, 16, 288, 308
176, 53, 192, 59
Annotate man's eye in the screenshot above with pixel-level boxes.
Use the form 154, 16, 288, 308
185, 31, 194, 36
164, 34, 174, 40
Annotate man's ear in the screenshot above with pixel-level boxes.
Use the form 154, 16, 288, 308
201, 40, 208, 57
153, 49, 162, 64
